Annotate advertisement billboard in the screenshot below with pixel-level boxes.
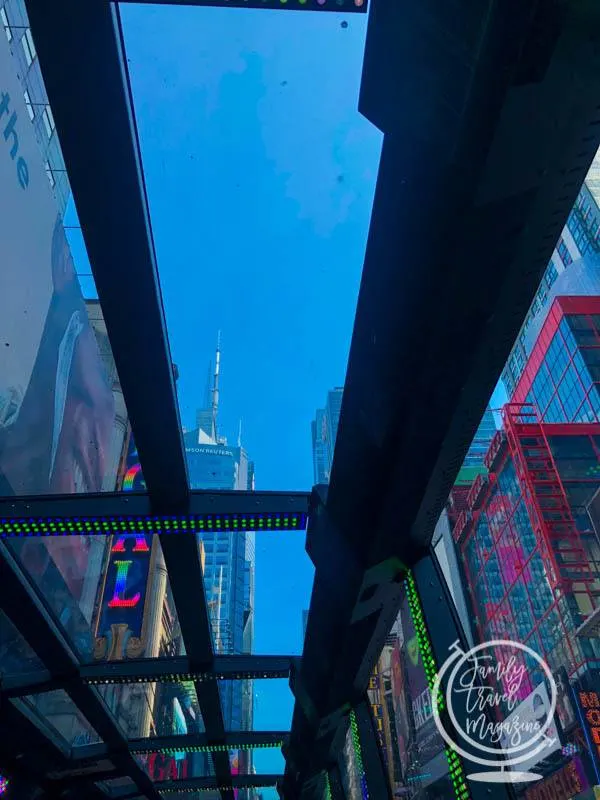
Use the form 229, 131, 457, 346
499, 682, 561, 773
0, 33, 114, 496
401, 593, 444, 768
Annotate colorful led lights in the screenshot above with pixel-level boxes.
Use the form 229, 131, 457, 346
107, 560, 142, 609
349, 710, 369, 800
132, 742, 284, 755
112, 533, 150, 553
84, 669, 289, 686
0, 512, 308, 539
0, 776, 8, 797
405, 574, 470, 800
123, 463, 143, 491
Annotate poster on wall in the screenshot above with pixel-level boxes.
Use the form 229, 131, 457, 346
0, 32, 114, 497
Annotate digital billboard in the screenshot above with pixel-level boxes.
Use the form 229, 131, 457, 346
0, 33, 115, 496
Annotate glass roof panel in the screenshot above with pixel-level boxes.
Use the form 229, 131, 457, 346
219, 679, 293, 731
0, 0, 132, 499
203, 529, 312, 655
0, 609, 45, 678
135, 751, 215, 782
121, 3, 381, 494
94, 681, 204, 739
19, 689, 102, 747
6, 534, 187, 663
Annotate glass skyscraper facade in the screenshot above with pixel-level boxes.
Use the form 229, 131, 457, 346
183, 421, 255, 733
502, 168, 600, 398
462, 405, 496, 468
311, 387, 343, 485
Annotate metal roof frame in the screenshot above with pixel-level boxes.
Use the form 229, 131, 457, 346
1, 0, 600, 798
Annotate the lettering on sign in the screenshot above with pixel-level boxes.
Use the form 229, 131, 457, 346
579, 691, 600, 764
525, 757, 588, 800
147, 753, 189, 781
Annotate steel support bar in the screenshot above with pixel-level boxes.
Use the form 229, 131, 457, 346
0, 545, 162, 800
0, 491, 310, 521
155, 774, 282, 791
114, 0, 366, 13
1, 655, 295, 698
71, 731, 288, 762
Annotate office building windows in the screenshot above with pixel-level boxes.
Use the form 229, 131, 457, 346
42, 105, 55, 139
557, 237, 573, 266
545, 260, 558, 289
1, 7, 12, 41
21, 27, 36, 67
23, 90, 34, 121
44, 161, 55, 188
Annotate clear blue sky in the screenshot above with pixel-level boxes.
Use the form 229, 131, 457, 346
118, 1, 382, 770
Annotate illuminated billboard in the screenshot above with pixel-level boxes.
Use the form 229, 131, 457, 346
0, 33, 115, 496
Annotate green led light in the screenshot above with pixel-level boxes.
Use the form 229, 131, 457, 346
0, 511, 308, 538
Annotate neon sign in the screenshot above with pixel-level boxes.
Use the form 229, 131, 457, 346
107, 561, 141, 609
96, 532, 152, 659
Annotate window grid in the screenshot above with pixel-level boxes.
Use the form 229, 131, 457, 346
0, 6, 11, 41
23, 89, 34, 121
21, 27, 36, 67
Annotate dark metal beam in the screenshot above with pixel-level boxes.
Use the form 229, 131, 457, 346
0, 545, 162, 800
0, 489, 309, 525
286, 0, 600, 795
2, 655, 296, 698
70, 731, 288, 762
114, 0, 365, 13
23, 0, 188, 512
155, 774, 282, 791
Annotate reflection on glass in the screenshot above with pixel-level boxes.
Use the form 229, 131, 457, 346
95, 681, 203, 740
0, 610, 45, 678
366, 588, 450, 798
135, 750, 214, 782
22, 689, 102, 747
219, 679, 293, 732
7, 533, 187, 664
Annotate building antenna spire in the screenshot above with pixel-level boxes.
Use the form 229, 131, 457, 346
212, 330, 221, 441
237, 419, 242, 447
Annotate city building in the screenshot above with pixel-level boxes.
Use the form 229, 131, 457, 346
462, 405, 497, 469
311, 387, 343, 485
183, 338, 255, 737
0, 0, 69, 212
502, 161, 600, 398
86, 300, 129, 492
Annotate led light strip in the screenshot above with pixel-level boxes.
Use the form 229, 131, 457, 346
0, 512, 307, 538
349, 709, 369, 800
324, 773, 332, 800
131, 742, 284, 754
159, 788, 275, 794
84, 671, 289, 685
405, 573, 470, 800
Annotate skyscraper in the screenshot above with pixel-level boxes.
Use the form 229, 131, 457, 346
461, 405, 496, 469
183, 336, 255, 733
311, 387, 343, 485
0, 0, 70, 212
502, 159, 600, 397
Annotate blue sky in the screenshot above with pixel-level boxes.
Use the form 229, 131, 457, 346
117, 1, 381, 771
60, 0, 515, 775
